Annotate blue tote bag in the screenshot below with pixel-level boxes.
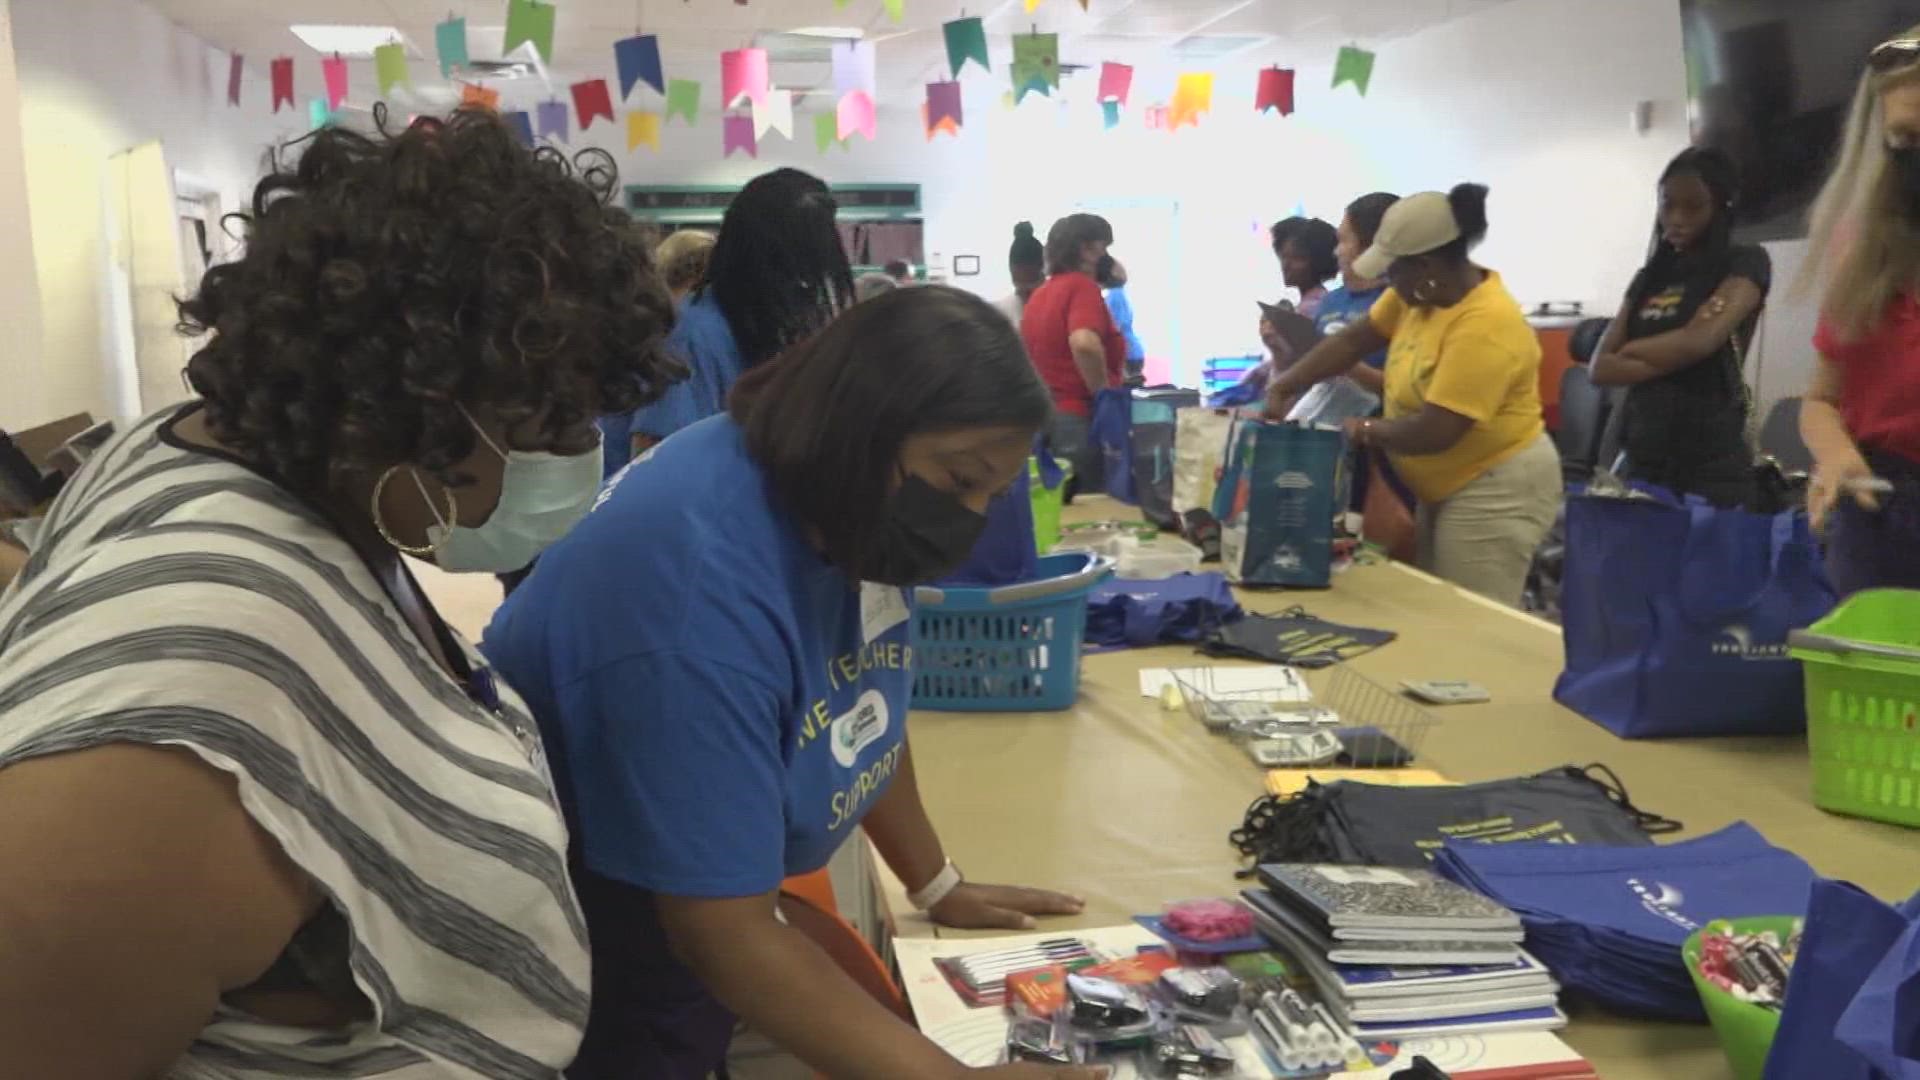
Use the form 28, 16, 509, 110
1211, 420, 1346, 588
1554, 488, 1837, 738
1090, 388, 1137, 504
1765, 879, 1920, 1080
937, 466, 1037, 587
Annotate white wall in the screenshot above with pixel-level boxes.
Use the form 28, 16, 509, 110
0, 0, 47, 432
11, 0, 303, 425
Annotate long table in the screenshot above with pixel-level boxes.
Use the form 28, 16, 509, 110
884, 504, 1918, 1080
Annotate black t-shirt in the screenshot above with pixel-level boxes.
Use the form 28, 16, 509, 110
1619, 244, 1771, 481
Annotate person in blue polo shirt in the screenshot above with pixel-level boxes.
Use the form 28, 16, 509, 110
484, 286, 1100, 1080
1316, 192, 1401, 393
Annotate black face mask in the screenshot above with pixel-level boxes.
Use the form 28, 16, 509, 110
851, 474, 989, 586
1095, 253, 1118, 287
1890, 146, 1920, 217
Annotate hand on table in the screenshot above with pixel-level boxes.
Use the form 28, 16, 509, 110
930, 882, 1085, 931
1810, 450, 1880, 532
971, 1064, 1110, 1079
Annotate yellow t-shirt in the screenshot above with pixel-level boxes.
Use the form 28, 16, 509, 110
1369, 271, 1545, 503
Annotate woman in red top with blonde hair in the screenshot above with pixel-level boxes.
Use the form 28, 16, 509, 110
1800, 25, 1920, 596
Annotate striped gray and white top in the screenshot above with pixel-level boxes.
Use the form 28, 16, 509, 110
0, 407, 590, 1078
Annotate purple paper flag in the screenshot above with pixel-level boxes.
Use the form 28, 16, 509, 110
833, 40, 877, 101
723, 114, 758, 158
537, 99, 570, 143
227, 54, 244, 106
615, 34, 664, 98
926, 81, 963, 132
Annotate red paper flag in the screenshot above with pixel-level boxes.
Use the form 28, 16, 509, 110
1097, 61, 1132, 105
571, 79, 615, 130
1256, 67, 1296, 116
227, 54, 244, 106
321, 54, 348, 111
271, 57, 294, 112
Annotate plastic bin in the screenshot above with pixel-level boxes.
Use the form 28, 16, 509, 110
1110, 534, 1204, 579
1682, 916, 1798, 1080
910, 553, 1114, 712
1029, 456, 1070, 554
1788, 588, 1920, 828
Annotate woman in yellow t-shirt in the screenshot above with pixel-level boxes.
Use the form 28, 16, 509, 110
1266, 185, 1561, 606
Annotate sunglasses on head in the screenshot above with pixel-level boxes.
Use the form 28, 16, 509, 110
1870, 37, 1920, 74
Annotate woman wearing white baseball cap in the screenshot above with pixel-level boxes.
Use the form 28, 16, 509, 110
1264, 184, 1560, 607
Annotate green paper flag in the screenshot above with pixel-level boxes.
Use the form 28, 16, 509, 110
1102, 99, 1121, 129
504, 0, 556, 63
374, 42, 409, 96
665, 79, 701, 124
1333, 45, 1376, 96
884, 0, 905, 20
814, 111, 848, 152
944, 17, 990, 77
1011, 32, 1059, 103
435, 17, 468, 78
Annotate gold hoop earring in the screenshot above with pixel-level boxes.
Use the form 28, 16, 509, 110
1413, 280, 1439, 304
371, 465, 456, 557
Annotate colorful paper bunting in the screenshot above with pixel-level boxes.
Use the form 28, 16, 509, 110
504, 0, 557, 63
1097, 61, 1132, 104
627, 110, 662, 151
721, 48, 770, 109
572, 79, 614, 129
536, 99, 569, 142
815, 111, 848, 152
321, 54, 348, 111
837, 90, 877, 141
1256, 67, 1296, 115
227, 54, 243, 107
723, 114, 758, 158
665, 79, 702, 124
944, 17, 989, 77
753, 89, 795, 140
926, 81, 963, 138
435, 17, 468, 77
1102, 99, 1122, 129
271, 57, 293, 112
374, 42, 409, 97
504, 109, 534, 146
833, 40, 877, 101
1145, 104, 1168, 130
1169, 72, 1214, 129
308, 98, 334, 130
615, 35, 665, 98
1333, 45, 1376, 96
461, 83, 501, 111
1011, 33, 1059, 103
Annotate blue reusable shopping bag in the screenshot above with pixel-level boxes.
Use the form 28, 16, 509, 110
1211, 420, 1346, 587
1084, 572, 1241, 649
1765, 879, 1920, 1080
1090, 388, 1137, 504
937, 466, 1037, 587
1554, 486, 1837, 738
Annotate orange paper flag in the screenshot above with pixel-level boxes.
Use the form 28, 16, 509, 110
461, 83, 501, 111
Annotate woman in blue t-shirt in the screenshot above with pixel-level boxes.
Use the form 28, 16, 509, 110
485, 287, 1102, 1080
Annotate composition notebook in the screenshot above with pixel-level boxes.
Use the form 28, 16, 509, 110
1258, 863, 1521, 932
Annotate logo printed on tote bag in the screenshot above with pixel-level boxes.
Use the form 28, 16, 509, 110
1710, 624, 1790, 660
1627, 878, 1698, 932
1273, 471, 1315, 490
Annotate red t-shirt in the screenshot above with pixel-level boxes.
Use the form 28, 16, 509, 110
1020, 272, 1125, 417
1813, 293, 1920, 465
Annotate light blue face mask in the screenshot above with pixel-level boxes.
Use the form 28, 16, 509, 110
416, 411, 603, 574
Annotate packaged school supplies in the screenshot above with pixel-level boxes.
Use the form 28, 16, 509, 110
1212, 420, 1348, 587
1176, 666, 1435, 776
1242, 886, 1523, 968
1684, 917, 1802, 1080
1231, 766, 1677, 870
1763, 879, 1920, 1080
1433, 823, 1818, 1021
1010, 952, 1180, 1021
1260, 865, 1524, 935
1085, 573, 1241, 650
1555, 484, 1836, 738
932, 937, 1100, 1007
1201, 606, 1396, 669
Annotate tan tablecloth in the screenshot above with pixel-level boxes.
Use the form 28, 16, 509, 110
886, 506, 1918, 1080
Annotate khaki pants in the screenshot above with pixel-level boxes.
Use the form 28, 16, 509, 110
1415, 434, 1562, 608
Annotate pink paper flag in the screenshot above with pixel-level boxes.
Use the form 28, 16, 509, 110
837, 90, 876, 142
271, 57, 294, 112
321, 54, 348, 111
925, 81, 963, 137
571, 79, 615, 129
721, 48, 770, 109
227, 54, 244, 106
1097, 61, 1132, 105
723, 114, 758, 158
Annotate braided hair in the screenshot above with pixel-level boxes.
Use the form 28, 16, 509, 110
703, 168, 855, 368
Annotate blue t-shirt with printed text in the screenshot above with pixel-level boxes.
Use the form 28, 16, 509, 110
1316, 283, 1389, 368
597, 289, 746, 481
483, 415, 913, 899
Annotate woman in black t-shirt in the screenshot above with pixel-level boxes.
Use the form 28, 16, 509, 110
1593, 148, 1770, 507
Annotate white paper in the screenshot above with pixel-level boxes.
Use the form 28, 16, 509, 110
1138, 664, 1311, 702
859, 582, 910, 644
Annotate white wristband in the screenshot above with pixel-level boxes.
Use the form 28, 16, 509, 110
908, 860, 964, 911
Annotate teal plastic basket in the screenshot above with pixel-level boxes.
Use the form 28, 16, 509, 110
909, 554, 1113, 712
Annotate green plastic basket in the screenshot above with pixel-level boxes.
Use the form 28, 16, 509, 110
1030, 457, 1070, 554
1683, 916, 1799, 1080
1789, 588, 1920, 828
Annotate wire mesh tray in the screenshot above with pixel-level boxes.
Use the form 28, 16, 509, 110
1172, 665, 1437, 767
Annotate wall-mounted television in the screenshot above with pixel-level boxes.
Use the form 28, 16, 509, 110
1681, 0, 1920, 242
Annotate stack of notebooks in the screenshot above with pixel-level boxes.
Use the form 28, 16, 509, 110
1433, 822, 1819, 1020
1241, 863, 1567, 1041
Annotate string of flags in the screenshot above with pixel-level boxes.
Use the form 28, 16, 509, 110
225, 0, 1380, 157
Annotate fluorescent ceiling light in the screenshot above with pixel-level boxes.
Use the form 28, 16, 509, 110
290, 25, 416, 58
788, 27, 866, 39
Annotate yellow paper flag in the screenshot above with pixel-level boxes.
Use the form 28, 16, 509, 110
627, 110, 662, 151
1169, 72, 1214, 129
1025, 0, 1044, 11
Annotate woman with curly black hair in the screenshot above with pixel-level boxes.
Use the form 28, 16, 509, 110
0, 107, 678, 1077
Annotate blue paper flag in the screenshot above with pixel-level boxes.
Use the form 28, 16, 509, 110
615, 34, 664, 99
504, 109, 534, 146
1102, 99, 1121, 129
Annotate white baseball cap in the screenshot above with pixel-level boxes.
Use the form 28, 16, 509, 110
1352, 191, 1461, 280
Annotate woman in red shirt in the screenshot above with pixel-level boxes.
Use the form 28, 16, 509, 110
1801, 27, 1920, 596
1021, 213, 1124, 490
